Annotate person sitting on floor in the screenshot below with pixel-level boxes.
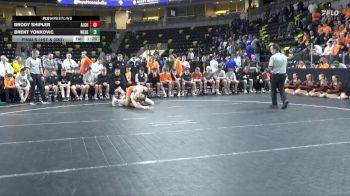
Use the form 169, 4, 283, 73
285, 73, 302, 94
310, 74, 329, 97
4, 73, 16, 103
321, 75, 349, 99
294, 74, 315, 96
15, 68, 30, 103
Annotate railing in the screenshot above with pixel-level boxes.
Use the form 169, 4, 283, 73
127, 13, 239, 31
288, 44, 350, 69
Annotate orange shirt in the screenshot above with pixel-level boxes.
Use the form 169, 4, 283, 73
4, 76, 15, 89
192, 72, 202, 80
160, 72, 172, 82
147, 61, 160, 71
343, 8, 350, 18
345, 37, 350, 44
125, 71, 132, 82
321, 26, 332, 33
80, 57, 93, 75
321, 63, 330, 69
332, 44, 340, 56
312, 12, 321, 22
175, 59, 183, 76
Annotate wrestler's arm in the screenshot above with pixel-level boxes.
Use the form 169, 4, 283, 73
131, 93, 149, 110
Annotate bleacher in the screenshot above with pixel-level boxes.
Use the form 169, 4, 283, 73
118, 25, 230, 57
33, 31, 116, 60
0, 29, 16, 60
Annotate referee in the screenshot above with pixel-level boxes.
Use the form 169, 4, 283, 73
268, 44, 288, 110
25, 49, 48, 105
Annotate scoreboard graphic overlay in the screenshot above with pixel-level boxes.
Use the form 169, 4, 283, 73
12, 16, 100, 42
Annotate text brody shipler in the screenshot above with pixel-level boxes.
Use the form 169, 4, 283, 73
13, 22, 51, 27
14, 30, 55, 35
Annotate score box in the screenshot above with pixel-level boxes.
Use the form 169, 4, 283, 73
90, 21, 100, 28
90, 28, 100, 35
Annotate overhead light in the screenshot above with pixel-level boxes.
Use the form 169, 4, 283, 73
28, 11, 32, 15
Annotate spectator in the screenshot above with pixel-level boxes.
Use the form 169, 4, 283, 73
297, 61, 307, 69
174, 55, 183, 77
225, 67, 239, 94
308, 1, 318, 14
70, 69, 86, 101
103, 54, 115, 74
159, 68, 172, 97
124, 65, 133, 87
135, 67, 148, 86
25, 49, 48, 105
317, 57, 330, 69
44, 71, 59, 102
251, 35, 262, 63
12, 56, 23, 77
192, 67, 203, 95
83, 67, 97, 101
43, 53, 58, 77
80, 51, 93, 75
210, 57, 219, 72
1, 55, 14, 75
181, 67, 196, 96
332, 60, 347, 68
58, 69, 71, 102
15, 68, 30, 103
91, 59, 103, 78
241, 66, 254, 93
146, 67, 161, 97
4, 73, 16, 103
96, 67, 110, 99
146, 56, 160, 74
163, 55, 175, 73
170, 69, 181, 95
109, 67, 126, 94
213, 64, 227, 95
62, 53, 78, 73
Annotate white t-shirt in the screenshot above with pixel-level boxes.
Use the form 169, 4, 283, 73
62, 58, 78, 72
0, 61, 14, 76
210, 59, 219, 72
308, 3, 318, 13
269, 53, 287, 74
323, 46, 332, 56
91, 62, 103, 78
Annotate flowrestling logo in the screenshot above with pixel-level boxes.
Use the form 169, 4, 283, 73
321, 9, 340, 16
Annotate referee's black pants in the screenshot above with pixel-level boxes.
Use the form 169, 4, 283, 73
271, 73, 287, 106
29, 73, 47, 102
